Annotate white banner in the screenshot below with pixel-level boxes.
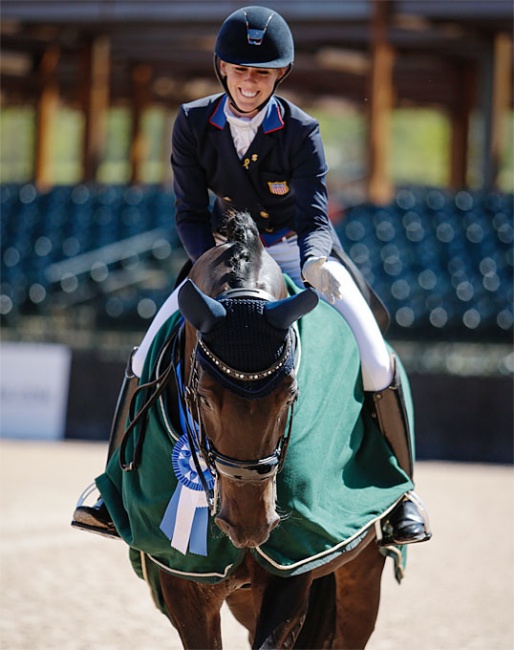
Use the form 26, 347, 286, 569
0, 342, 71, 440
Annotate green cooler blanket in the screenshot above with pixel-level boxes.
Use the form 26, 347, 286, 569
96, 277, 413, 583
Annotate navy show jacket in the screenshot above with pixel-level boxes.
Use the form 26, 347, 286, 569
171, 94, 337, 267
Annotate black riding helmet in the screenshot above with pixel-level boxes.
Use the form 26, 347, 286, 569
214, 6, 294, 114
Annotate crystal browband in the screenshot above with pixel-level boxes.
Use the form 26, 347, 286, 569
197, 336, 292, 382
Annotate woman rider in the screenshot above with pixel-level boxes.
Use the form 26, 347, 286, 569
72, 6, 431, 546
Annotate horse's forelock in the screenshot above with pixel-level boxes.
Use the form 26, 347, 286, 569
220, 212, 263, 287
220, 211, 261, 252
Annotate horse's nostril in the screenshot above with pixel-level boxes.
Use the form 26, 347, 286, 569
269, 515, 280, 531
215, 516, 231, 537
215, 515, 275, 548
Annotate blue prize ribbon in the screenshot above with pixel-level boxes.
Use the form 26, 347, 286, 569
159, 434, 214, 556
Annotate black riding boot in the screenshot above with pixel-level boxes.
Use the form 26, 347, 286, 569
368, 356, 432, 546
71, 349, 139, 539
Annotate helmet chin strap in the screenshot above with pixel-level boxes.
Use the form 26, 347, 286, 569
227, 92, 272, 115
220, 72, 273, 115
214, 56, 292, 116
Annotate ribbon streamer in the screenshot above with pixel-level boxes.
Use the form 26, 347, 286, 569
159, 434, 215, 556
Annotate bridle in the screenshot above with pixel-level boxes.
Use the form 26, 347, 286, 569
176, 288, 298, 513
119, 287, 299, 515
179, 335, 297, 513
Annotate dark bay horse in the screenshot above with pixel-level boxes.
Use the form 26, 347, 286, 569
152, 212, 388, 649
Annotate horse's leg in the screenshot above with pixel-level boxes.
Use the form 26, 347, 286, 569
249, 562, 314, 650
294, 574, 336, 649
226, 587, 255, 642
332, 540, 386, 649
159, 570, 227, 649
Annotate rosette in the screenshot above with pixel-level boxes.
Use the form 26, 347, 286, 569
159, 435, 215, 556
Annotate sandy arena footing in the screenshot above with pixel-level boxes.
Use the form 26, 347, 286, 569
0, 440, 513, 650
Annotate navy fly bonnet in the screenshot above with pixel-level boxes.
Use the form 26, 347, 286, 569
178, 280, 319, 399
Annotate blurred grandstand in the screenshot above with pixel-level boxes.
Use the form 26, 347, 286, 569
1, 183, 186, 335
1, 182, 512, 354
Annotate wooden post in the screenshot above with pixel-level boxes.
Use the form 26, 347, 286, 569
480, 32, 513, 190
34, 45, 60, 190
160, 106, 175, 187
449, 62, 476, 190
367, 0, 395, 205
130, 64, 152, 185
488, 32, 512, 189
81, 36, 110, 183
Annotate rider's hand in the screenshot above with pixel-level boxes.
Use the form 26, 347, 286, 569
301, 257, 343, 304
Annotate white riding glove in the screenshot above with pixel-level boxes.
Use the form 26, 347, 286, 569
301, 257, 343, 304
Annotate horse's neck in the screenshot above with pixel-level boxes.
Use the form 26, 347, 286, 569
189, 244, 287, 300
183, 322, 197, 376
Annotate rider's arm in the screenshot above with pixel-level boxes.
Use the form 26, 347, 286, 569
288, 118, 334, 268
172, 106, 216, 262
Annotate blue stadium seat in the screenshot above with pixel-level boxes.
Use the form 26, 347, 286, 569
337, 188, 513, 341
2, 184, 512, 341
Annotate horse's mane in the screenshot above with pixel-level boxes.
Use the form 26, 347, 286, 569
218, 211, 262, 286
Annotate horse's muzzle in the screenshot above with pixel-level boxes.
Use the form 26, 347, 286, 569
215, 512, 280, 548
214, 478, 280, 548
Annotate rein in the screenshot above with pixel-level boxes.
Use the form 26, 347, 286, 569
118, 329, 179, 472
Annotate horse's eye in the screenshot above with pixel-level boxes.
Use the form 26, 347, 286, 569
280, 390, 297, 413
288, 384, 299, 403
199, 394, 214, 410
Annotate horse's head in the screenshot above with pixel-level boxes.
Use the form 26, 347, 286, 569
177, 213, 318, 548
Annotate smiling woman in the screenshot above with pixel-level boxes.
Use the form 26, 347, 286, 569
219, 63, 287, 117
213, 5, 294, 117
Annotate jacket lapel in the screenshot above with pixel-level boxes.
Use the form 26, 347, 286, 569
207, 96, 286, 206
242, 98, 285, 186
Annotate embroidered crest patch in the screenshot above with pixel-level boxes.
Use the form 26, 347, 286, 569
268, 181, 289, 196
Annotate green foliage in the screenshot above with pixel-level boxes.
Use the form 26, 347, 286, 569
97, 108, 132, 184
51, 108, 83, 184
0, 104, 512, 192
0, 107, 36, 182
391, 109, 450, 187
307, 105, 367, 188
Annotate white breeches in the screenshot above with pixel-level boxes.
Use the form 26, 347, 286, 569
132, 236, 393, 391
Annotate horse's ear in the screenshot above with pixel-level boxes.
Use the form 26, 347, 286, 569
178, 280, 227, 334
264, 288, 319, 330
